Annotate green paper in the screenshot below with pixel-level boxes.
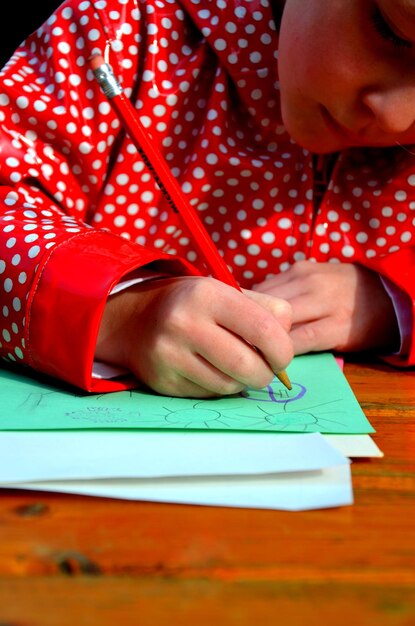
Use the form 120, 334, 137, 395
0, 353, 374, 434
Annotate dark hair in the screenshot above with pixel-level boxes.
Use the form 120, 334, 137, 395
271, 0, 285, 31
0, 0, 62, 68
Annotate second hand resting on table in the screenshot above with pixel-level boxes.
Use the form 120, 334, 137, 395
96, 261, 399, 398
254, 261, 400, 356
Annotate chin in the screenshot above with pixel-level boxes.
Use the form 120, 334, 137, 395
289, 129, 343, 154
281, 115, 342, 154
307, 142, 343, 154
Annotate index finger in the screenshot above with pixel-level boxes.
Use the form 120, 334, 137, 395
213, 289, 294, 379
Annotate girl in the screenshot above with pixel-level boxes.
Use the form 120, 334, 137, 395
0, 0, 413, 397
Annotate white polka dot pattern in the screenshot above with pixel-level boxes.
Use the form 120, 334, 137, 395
1, 0, 415, 373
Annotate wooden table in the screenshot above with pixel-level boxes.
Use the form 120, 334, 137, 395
0, 358, 414, 625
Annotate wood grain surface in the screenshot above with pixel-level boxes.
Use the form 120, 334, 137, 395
0, 358, 414, 625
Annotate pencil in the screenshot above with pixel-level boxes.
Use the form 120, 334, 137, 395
90, 55, 292, 391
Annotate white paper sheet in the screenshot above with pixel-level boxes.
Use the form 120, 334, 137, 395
0, 431, 348, 482
0, 431, 354, 511
324, 435, 383, 457
4, 465, 353, 511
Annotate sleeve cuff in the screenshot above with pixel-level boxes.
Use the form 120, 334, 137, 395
93, 267, 173, 380
380, 275, 412, 357
26, 230, 198, 391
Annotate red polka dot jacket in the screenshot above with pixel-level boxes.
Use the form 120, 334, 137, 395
0, 0, 414, 391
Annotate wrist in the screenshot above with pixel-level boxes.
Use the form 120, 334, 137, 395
95, 276, 184, 372
95, 284, 152, 370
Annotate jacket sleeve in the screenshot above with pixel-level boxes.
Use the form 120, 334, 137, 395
0, 0, 199, 392
365, 248, 415, 367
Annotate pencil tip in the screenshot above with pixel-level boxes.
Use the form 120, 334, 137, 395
276, 369, 292, 390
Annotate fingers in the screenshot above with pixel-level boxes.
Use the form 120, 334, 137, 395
141, 348, 253, 398
251, 261, 400, 357
253, 260, 316, 292
285, 294, 330, 326
214, 291, 294, 377
122, 276, 295, 397
143, 320, 282, 397
169, 278, 294, 381
193, 325, 276, 390
253, 274, 293, 294
290, 317, 343, 354
148, 372, 233, 399
243, 289, 292, 332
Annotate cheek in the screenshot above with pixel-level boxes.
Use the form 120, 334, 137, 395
278, 2, 359, 100
278, 20, 330, 100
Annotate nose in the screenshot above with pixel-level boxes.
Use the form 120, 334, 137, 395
361, 84, 415, 135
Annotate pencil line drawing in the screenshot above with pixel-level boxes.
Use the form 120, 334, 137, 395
6, 373, 357, 433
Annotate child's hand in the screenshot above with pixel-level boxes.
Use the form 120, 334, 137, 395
253, 261, 400, 355
96, 276, 293, 397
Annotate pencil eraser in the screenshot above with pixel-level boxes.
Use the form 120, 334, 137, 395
89, 54, 105, 70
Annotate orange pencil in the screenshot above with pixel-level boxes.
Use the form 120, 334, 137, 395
90, 55, 291, 390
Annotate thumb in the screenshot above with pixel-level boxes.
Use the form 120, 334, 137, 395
242, 289, 292, 332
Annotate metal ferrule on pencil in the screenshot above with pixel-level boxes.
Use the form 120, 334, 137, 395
92, 63, 122, 99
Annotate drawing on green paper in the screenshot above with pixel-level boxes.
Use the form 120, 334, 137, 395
0, 353, 374, 434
